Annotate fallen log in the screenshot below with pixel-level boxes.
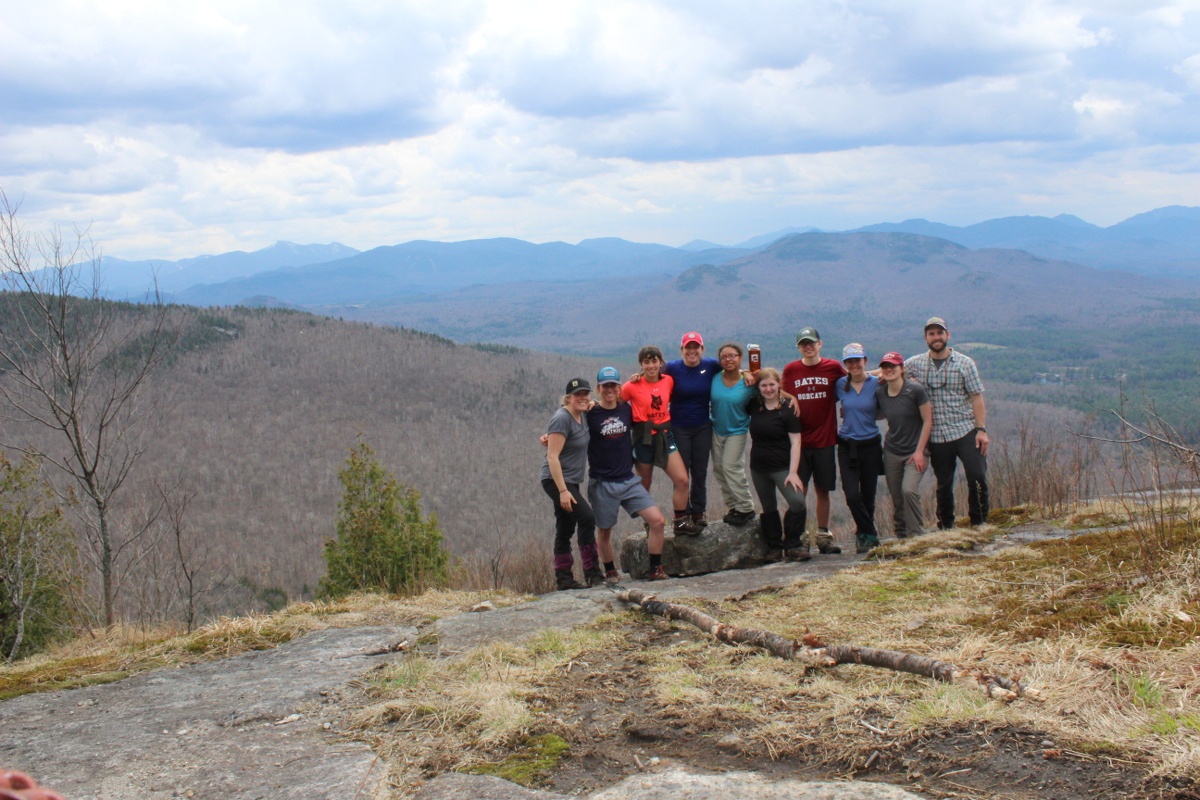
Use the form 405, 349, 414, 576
614, 588, 1038, 702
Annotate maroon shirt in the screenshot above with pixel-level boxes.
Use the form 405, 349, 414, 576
781, 357, 846, 449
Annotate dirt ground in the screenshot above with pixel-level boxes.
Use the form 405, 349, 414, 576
495, 622, 1198, 800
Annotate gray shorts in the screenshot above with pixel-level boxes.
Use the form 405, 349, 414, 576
588, 475, 657, 529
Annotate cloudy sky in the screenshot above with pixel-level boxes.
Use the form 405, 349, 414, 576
2, 1, 1199, 260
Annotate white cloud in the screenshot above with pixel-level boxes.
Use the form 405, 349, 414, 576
1, 1, 1199, 259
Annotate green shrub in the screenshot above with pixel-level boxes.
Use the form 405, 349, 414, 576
317, 440, 448, 599
0, 454, 77, 660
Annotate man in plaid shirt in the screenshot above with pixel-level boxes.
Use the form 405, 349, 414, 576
903, 317, 990, 529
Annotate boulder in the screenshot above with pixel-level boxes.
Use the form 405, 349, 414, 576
619, 519, 771, 579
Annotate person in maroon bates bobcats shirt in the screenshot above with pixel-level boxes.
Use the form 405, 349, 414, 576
780, 327, 844, 554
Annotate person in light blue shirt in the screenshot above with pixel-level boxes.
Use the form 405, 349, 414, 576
835, 343, 883, 553
709, 342, 759, 526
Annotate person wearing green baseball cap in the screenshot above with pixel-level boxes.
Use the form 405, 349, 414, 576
781, 327, 844, 555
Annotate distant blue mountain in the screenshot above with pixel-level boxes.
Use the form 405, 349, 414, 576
93, 204, 1200, 311
97, 241, 360, 299
735, 227, 823, 249
174, 237, 752, 308
854, 207, 1200, 276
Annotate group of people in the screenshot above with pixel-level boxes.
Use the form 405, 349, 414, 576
539, 317, 990, 588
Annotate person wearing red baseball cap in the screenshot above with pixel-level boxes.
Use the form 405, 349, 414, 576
876, 352, 932, 539
662, 332, 720, 528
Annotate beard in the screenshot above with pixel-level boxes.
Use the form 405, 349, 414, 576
929, 339, 947, 353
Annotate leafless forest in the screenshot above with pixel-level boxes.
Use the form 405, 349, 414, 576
3, 305, 1107, 625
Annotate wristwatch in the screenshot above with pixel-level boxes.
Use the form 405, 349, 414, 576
976, 426, 987, 433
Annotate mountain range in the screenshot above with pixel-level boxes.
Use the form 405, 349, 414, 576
78, 205, 1200, 312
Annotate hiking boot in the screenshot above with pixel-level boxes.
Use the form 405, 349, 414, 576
855, 535, 880, 554
692, 512, 708, 528
814, 528, 841, 554
647, 565, 669, 581
584, 567, 606, 587
723, 509, 755, 526
785, 548, 811, 562
673, 516, 701, 536
555, 570, 583, 591
604, 569, 621, 584
765, 548, 784, 563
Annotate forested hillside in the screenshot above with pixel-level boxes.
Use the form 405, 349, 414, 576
0, 303, 1104, 625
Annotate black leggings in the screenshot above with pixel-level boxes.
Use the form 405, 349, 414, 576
837, 435, 882, 537
673, 423, 713, 515
541, 478, 597, 571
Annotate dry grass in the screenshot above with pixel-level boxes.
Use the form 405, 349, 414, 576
359, 512, 1200, 796
0, 588, 529, 700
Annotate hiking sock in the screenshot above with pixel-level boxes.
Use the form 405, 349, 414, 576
649, 554, 662, 569
603, 561, 616, 573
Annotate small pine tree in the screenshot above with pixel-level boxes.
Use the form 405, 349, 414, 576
318, 440, 448, 600
0, 454, 77, 661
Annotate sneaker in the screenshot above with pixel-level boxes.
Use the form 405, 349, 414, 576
647, 565, 669, 580
692, 512, 708, 528
584, 567, 606, 587
785, 548, 812, 562
818, 543, 842, 555
604, 569, 621, 584
673, 517, 701, 536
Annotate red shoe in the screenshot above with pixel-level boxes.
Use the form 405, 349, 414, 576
647, 566, 669, 581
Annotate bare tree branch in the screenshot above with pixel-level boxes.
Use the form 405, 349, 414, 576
615, 587, 1039, 702
0, 188, 177, 626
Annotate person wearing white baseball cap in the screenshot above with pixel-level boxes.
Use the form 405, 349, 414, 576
835, 343, 883, 553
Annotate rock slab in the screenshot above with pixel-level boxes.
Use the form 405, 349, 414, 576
415, 767, 930, 800
620, 520, 770, 579
0, 625, 416, 800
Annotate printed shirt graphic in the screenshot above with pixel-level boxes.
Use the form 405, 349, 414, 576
586, 402, 637, 481
621, 375, 674, 425
781, 357, 846, 449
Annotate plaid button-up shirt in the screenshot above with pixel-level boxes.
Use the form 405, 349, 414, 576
903, 349, 984, 444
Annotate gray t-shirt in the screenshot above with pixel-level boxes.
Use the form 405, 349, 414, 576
539, 406, 590, 484
876, 379, 930, 456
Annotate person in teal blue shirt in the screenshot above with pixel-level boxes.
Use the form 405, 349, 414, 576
709, 342, 759, 526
